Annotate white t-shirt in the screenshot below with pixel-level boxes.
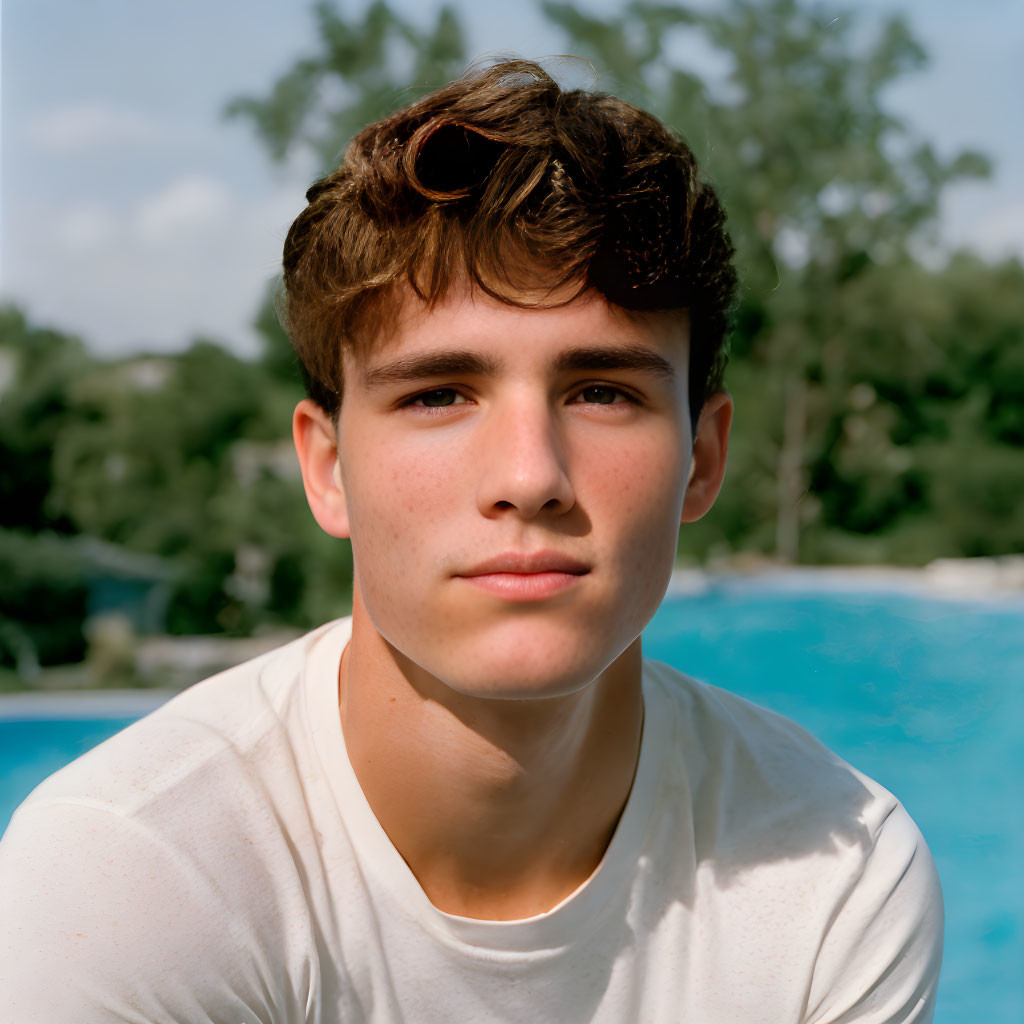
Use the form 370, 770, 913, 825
0, 618, 942, 1023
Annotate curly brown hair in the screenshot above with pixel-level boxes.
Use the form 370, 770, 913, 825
282, 59, 736, 432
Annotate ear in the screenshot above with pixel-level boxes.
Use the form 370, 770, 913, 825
681, 391, 733, 524
292, 398, 350, 539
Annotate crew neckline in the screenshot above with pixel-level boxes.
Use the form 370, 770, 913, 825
305, 618, 668, 954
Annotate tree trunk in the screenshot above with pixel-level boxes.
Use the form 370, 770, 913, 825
775, 373, 807, 563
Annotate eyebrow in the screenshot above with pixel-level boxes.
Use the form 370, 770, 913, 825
361, 351, 500, 389
360, 343, 676, 390
552, 345, 677, 382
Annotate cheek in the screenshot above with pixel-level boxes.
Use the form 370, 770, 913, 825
342, 434, 458, 566
582, 432, 688, 535
583, 436, 689, 611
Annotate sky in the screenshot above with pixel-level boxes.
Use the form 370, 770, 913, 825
2, 0, 1022, 358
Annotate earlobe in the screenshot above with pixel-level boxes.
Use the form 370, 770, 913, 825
293, 399, 351, 539
681, 391, 732, 524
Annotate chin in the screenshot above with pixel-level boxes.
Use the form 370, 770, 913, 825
442, 667, 596, 702
441, 671, 600, 703
432, 629, 630, 702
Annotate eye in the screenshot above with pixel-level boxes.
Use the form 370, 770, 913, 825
572, 384, 633, 405
409, 387, 467, 408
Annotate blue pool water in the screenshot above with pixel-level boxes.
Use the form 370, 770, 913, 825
1, 716, 140, 826
2, 581, 1021, 1021
646, 580, 1024, 1023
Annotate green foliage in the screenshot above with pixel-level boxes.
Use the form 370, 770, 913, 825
545, 0, 997, 562
253, 277, 306, 392
0, 304, 352, 661
227, 0, 470, 375
227, 0, 1014, 569
0, 307, 90, 534
225, 0, 467, 174
2, 1, 1021, 684
0, 529, 88, 669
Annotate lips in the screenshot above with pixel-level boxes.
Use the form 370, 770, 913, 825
455, 551, 590, 601
456, 551, 590, 577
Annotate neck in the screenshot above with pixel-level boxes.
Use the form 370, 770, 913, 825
338, 593, 645, 921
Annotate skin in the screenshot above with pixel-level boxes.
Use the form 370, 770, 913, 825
293, 283, 731, 919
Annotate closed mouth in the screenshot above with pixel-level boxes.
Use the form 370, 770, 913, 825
457, 551, 590, 577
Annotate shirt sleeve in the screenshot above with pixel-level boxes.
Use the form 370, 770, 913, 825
0, 800, 308, 1024
803, 801, 944, 1024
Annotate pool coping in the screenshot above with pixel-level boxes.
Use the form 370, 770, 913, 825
0, 689, 179, 720
666, 564, 1024, 606
3, 565, 1020, 716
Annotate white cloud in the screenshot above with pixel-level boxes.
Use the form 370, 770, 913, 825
26, 102, 157, 151
135, 176, 230, 243
57, 206, 119, 251
3, 173, 308, 357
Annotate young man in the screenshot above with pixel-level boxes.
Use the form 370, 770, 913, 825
1, 61, 941, 1022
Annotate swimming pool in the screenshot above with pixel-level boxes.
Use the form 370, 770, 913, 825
2, 580, 1021, 1021
646, 578, 1024, 1022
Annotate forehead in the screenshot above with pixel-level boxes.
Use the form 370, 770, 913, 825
346, 282, 690, 377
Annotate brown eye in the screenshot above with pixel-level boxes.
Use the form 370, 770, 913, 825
579, 385, 620, 404
417, 388, 459, 407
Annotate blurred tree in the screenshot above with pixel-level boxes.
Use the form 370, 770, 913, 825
0, 528, 88, 675
252, 277, 306, 394
0, 307, 90, 535
0, 308, 92, 671
227, 0, 1013, 567
543, 0, 992, 561
43, 339, 353, 635
227, 0, 468, 384
0, 303, 352, 661
226, 0, 467, 172
4, 1, 1022, 683
866, 254, 1024, 560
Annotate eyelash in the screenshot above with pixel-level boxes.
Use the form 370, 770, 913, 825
399, 383, 640, 412
402, 387, 470, 411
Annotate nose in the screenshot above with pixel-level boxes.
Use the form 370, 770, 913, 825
475, 396, 576, 519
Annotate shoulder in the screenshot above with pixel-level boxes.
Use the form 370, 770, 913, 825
0, 620, 350, 1023
16, 619, 347, 821
2, 619, 352, 874
643, 657, 898, 842
642, 658, 929, 874
0, 797, 307, 1023
803, 797, 943, 1022
642, 659, 943, 1021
